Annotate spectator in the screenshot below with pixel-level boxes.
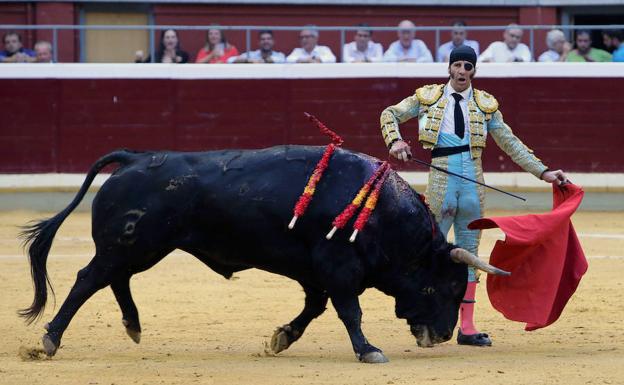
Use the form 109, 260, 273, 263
136, 29, 189, 63
286, 26, 336, 63
196, 27, 239, 64
602, 29, 624, 62
538, 29, 571, 62
342, 23, 383, 63
228, 30, 285, 63
34, 40, 53, 63
479, 24, 532, 62
436, 20, 480, 63
383, 20, 433, 62
0, 31, 35, 63
566, 30, 612, 62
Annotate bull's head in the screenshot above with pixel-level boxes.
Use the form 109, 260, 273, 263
391, 247, 509, 348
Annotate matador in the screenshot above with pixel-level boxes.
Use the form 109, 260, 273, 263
379, 45, 567, 346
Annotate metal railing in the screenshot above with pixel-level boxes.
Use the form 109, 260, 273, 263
1, 24, 623, 63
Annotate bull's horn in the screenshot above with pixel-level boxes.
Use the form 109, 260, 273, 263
450, 248, 511, 276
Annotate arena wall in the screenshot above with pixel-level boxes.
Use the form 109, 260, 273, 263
1, 63, 621, 175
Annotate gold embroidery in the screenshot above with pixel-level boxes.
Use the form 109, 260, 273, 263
419, 97, 447, 147
415, 84, 444, 106
474, 89, 499, 114
468, 100, 487, 156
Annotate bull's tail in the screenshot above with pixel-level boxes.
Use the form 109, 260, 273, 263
18, 150, 139, 324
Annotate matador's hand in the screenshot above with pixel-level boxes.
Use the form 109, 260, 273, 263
389, 140, 412, 162
541, 169, 568, 185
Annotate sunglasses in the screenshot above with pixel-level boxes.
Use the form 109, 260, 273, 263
453, 62, 474, 71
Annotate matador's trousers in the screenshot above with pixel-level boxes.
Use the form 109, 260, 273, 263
425, 150, 485, 283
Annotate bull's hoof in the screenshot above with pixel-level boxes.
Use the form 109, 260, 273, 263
122, 319, 141, 344
360, 351, 389, 364
42, 334, 58, 357
125, 327, 141, 344
270, 325, 292, 354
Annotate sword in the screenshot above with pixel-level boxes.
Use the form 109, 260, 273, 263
407, 156, 527, 202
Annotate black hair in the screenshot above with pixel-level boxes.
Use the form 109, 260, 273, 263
452, 20, 467, 27
356, 23, 372, 36
576, 29, 592, 39
603, 29, 624, 41
258, 30, 273, 38
3, 30, 21, 43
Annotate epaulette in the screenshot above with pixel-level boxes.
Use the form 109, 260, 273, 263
473, 89, 499, 114
415, 84, 444, 106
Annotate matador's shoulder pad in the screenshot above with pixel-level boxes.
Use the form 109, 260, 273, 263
415, 84, 444, 105
473, 89, 499, 114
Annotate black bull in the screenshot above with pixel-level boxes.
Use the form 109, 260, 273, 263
20, 145, 508, 363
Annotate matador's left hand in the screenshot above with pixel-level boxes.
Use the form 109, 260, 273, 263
541, 169, 568, 185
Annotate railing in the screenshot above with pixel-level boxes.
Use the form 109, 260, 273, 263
1, 24, 623, 63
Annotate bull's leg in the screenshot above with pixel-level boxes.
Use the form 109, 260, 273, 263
42, 259, 115, 356
111, 276, 141, 344
270, 285, 328, 354
331, 294, 388, 364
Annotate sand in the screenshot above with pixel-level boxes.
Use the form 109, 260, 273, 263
1, 210, 622, 385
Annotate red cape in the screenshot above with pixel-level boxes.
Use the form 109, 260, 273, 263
468, 183, 588, 331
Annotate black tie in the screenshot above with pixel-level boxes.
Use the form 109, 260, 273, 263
452, 93, 465, 139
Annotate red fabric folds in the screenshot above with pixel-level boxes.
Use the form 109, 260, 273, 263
468, 183, 588, 331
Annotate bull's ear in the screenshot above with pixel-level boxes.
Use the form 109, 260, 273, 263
450, 248, 511, 276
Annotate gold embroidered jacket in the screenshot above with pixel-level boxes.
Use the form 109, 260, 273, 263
380, 84, 548, 178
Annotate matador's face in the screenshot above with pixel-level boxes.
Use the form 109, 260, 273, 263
448, 60, 475, 92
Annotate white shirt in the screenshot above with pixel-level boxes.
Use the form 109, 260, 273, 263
342, 41, 383, 63
440, 82, 472, 136
538, 49, 561, 62
436, 40, 481, 63
286, 45, 336, 63
478, 41, 532, 63
382, 40, 433, 63
227, 49, 286, 63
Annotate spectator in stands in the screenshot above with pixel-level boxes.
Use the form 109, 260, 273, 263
602, 29, 624, 62
286, 26, 336, 63
228, 30, 285, 63
136, 29, 189, 63
436, 20, 480, 63
566, 30, 611, 62
0, 31, 35, 63
479, 24, 532, 62
538, 29, 571, 62
34, 40, 53, 63
196, 27, 239, 64
342, 23, 383, 63
383, 20, 433, 62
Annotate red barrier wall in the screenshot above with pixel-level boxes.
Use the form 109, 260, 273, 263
1, 75, 621, 173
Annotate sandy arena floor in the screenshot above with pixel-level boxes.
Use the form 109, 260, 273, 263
0, 210, 622, 385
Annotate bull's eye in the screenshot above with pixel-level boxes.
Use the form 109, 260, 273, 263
421, 286, 435, 295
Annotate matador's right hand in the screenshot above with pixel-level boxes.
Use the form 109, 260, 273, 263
389, 140, 412, 162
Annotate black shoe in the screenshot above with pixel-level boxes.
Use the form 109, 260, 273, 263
457, 329, 492, 346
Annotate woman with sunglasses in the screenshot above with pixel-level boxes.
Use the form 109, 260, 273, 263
379, 45, 567, 348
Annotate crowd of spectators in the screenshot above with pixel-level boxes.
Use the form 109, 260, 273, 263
3, 21, 624, 64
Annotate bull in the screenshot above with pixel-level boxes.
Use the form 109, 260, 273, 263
20, 146, 508, 363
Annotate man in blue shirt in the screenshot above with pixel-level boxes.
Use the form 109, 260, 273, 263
0, 31, 35, 63
603, 29, 624, 62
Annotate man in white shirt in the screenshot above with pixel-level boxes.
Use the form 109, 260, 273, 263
383, 20, 433, 63
537, 29, 571, 62
436, 20, 480, 63
479, 24, 532, 63
286, 26, 336, 63
342, 23, 383, 63
229, 30, 286, 63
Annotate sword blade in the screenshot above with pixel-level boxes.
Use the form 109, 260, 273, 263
408, 157, 527, 202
